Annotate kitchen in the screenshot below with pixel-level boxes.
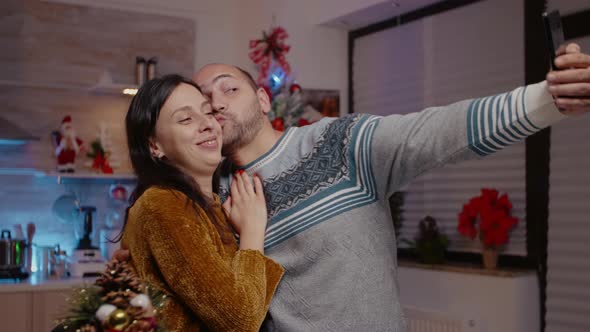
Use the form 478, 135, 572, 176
2, 0, 590, 331
0, 1, 208, 330
0, 0, 349, 330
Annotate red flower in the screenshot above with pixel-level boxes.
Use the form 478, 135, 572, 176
457, 188, 518, 249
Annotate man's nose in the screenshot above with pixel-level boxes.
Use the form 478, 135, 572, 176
212, 101, 226, 113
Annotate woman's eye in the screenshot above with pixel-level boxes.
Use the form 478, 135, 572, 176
225, 87, 238, 94
179, 117, 192, 123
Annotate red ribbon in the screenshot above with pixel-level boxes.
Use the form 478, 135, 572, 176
249, 27, 291, 85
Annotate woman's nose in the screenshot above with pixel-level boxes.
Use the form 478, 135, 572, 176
199, 115, 217, 132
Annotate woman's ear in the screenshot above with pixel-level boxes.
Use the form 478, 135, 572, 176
149, 138, 165, 159
256, 87, 272, 115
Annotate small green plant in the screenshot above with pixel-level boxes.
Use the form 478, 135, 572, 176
404, 216, 449, 264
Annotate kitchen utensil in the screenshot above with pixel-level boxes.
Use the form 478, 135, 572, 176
147, 57, 158, 80
70, 206, 106, 277
37, 245, 54, 278
0, 230, 28, 271
136, 56, 146, 86
26, 223, 35, 273
13, 224, 24, 239
52, 194, 80, 224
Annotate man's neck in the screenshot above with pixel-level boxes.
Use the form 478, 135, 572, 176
232, 123, 283, 167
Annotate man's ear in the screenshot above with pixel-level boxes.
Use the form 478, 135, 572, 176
149, 138, 165, 159
256, 87, 272, 115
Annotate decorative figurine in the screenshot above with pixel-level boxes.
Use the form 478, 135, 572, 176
51, 116, 84, 173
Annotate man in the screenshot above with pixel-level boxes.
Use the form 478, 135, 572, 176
119, 43, 590, 331
192, 43, 590, 331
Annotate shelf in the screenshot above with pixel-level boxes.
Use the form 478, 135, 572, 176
0, 168, 47, 176
0, 79, 89, 92
0, 77, 137, 96
0, 168, 136, 184
89, 83, 138, 96
50, 172, 136, 184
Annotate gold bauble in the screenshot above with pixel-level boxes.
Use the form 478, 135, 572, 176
106, 309, 130, 330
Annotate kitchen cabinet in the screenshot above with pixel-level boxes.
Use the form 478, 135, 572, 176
0, 277, 92, 332
0, 292, 33, 332
33, 290, 71, 332
0, 290, 71, 332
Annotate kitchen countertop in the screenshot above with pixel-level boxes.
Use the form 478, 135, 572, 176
0, 274, 98, 293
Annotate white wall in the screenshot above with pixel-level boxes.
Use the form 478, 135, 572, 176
45, 0, 351, 114
233, 0, 349, 114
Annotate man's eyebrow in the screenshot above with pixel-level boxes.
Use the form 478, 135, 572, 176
212, 74, 235, 84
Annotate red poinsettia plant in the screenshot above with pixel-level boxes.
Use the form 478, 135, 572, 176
457, 188, 518, 249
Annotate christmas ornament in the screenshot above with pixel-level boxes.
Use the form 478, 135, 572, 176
268, 65, 287, 94
130, 294, 155, 317
58, 257, 168, 332
109, 184, 128, 202
95, 259, 142, 307
95, 303, 117, 323
249, 26, 291, 85
106, 309, 130, 330
51, 116, 85, 173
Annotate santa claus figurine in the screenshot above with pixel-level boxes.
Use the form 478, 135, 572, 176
52, 116, 84, 173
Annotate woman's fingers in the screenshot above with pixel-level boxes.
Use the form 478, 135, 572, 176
234, 171, 246, 196
240, 171, 255, 195
230, 175, 239, 197
253, 174, 265, 199
222, 196, 232, 215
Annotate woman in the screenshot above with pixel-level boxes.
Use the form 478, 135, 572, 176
121, 74, 283, 331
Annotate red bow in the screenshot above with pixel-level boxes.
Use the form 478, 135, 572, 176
249, 27, 292, 85
92, 153, 113, 174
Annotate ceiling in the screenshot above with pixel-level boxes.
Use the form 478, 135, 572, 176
320, 0, 446, 30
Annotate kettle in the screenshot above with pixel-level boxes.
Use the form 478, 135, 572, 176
0, 230, 28, 271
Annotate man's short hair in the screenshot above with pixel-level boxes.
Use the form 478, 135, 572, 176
234, 66, 258, 91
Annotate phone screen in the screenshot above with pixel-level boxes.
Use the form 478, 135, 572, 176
542, 10, 565, 70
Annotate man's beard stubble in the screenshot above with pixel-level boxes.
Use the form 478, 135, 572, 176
221, 98, 265, 160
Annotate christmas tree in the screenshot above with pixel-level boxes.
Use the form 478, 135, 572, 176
249, 26, 322, 130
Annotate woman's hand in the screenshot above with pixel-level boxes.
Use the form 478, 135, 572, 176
222, 171, 267, 252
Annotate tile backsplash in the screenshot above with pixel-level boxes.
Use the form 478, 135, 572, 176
0, 174, 135, 267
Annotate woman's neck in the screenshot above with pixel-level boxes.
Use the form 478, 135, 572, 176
193, 175, 214, 199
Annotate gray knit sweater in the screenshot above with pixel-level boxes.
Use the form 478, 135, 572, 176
218, 81, 564, 331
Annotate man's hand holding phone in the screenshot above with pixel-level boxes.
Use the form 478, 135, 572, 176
543, 10, 590, 115
546, 43, 590, 115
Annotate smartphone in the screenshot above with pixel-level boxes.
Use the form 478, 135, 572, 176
542, 10, 565, 71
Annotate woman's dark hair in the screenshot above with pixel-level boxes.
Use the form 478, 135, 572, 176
120, 74, 227, 241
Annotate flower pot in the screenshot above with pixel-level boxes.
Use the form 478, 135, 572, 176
482, 248, 498, 270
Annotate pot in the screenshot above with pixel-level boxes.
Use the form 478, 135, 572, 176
0, 230, 28, 271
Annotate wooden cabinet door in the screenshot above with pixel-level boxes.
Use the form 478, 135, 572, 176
0, 292, 33, 332
32, 290, 70, 332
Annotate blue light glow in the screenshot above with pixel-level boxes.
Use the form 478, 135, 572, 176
0, 139, 27, 145
268, 66, 286, 94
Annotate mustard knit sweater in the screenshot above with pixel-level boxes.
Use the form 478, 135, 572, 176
121, 187, 284, 332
